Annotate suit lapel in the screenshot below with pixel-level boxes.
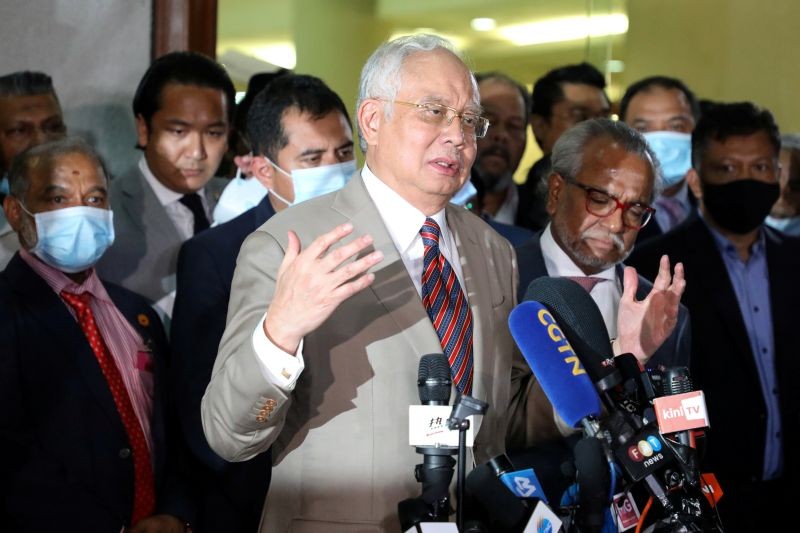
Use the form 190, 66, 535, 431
117, 166, 182, 246
331, 176, 443, 363
687, 220, 756, 370
446, 205, 491, 435
7, 257, 124, 429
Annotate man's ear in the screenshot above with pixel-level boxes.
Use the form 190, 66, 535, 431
530, 114, 549, 149
358, 99, 382, 149
545, 172, 565, 216
3, 194, 23, 233
251, 155, 276, 190
686, 168, 702, 200
135, 115, 150, 149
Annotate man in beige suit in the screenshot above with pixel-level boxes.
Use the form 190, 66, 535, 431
202, 34, 525, 532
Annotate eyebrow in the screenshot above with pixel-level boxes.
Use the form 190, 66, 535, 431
298, 140, 355, 158
164, 118, 228, 128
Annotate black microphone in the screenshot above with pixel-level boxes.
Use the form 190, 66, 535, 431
574, 437, 611, 533
399, 354, 456, 531
464, 458, 532, 532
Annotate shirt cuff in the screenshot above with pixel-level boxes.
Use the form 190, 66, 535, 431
250, 311, 305, 391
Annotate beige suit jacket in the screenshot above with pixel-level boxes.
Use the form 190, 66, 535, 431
202, 174, 542, 532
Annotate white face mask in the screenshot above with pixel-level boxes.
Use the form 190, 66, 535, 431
450, 179, 478, 208
211, 167, 269, 226
267, 158, 356, 207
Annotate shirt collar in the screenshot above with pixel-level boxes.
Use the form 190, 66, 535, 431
701, 210, 767, 261
540, 222, 617, 280
361, 164, 448, 255
19, 247, 111, 302
138, 156, 206, 207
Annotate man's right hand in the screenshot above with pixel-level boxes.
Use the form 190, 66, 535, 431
262, 222, 384, 354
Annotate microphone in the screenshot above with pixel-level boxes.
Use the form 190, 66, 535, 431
399, 355, 455, 531
508, 300, 602, 432
489, 455, 548, 503
464, 460, 531, 532
574, 437, 612, 533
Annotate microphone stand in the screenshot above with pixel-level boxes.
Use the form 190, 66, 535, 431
447, 394, 488, 533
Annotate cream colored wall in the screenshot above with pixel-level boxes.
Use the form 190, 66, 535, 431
624, 0, 800, 132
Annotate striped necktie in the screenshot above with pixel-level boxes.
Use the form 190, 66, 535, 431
420, 217, 474, 395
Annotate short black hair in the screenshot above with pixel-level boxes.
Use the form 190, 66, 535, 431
132, 51, 236, 129
691, 101, 780, 169
247, 74, 351, 162
0, 70, 59, 102
619, 75, 700, 123
231, 69, 292, 155
531, 62, 606, 117
475, 71, 531, 119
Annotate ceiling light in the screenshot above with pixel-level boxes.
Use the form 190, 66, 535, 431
471, 18, 496, 32
498, 14, 629, 46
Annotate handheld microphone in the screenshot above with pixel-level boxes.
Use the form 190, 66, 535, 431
508, 301, 602, 431
574, 436, 612, 533
488, 455, 548, 503
399, 355, 455, 531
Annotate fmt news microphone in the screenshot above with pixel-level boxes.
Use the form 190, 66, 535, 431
508, 300, 602, 434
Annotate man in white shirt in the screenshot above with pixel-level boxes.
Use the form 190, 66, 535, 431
201, 35, 533, 532
516, 118, 691, 372
97, 52, 232, 319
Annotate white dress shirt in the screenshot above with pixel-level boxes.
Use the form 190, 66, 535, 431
249, 165, 466, 391
539, 223, 621, 339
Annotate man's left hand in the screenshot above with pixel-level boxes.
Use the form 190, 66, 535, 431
617, 254, 685, 363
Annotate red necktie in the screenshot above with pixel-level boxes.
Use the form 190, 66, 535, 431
61, 291, 155, 525
420, 218, 474, 395
563, 276, 606, 293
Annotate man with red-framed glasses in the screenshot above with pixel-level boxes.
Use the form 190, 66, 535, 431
515, 118, 690, 375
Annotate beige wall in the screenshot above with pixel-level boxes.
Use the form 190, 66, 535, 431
624, 0, 800, 132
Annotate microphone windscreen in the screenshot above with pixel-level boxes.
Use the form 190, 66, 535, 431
662, 366, 693, 396
417, 353, 451, 404
574, 436, 611, 530
523, 277, 616, 387
509, 301, 601, 427
465, 461, 529, 532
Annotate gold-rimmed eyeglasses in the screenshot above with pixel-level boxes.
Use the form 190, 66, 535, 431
381, 99, 490, 138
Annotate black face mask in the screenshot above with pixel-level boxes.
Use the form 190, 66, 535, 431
702, 178, 780, 234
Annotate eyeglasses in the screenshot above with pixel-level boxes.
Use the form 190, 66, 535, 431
385, 100, 490, 138
566, 181, 655, 229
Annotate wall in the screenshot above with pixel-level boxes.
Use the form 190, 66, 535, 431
0, 0, 152, 177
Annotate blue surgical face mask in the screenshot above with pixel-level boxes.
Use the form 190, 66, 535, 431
268, 159, 356, 207
20, 203, 115, 273
211, 166, 268, 225
450, 179, 478, 208
643, 131, 692, 187
0, 176, 9, 196
765, 214, 800, 235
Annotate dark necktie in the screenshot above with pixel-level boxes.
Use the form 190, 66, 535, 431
563, 276, 607, 293
60, 291, 155, 525
420, 218, 474, 395
179, 192, 210, 234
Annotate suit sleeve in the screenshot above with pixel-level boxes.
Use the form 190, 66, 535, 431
504, 247, 566, 451
171, 237, 232, 471
201, 229, 292, 462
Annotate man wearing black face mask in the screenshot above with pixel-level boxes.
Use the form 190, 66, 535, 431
629, 102, 800, 533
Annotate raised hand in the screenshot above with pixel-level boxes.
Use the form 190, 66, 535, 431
262, 222, 384, 354
617, 254, 686, 363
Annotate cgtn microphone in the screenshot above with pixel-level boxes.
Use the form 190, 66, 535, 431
508, 300, 602, 433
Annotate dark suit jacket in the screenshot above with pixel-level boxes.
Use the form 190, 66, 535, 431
515, 231, 691, 371
0, 254, 193, 532
170, 196, 275, 532
97, 164, 226, 305
516, 155, 551, 231
627, 215, 800, 488
634, 190, 698, 246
